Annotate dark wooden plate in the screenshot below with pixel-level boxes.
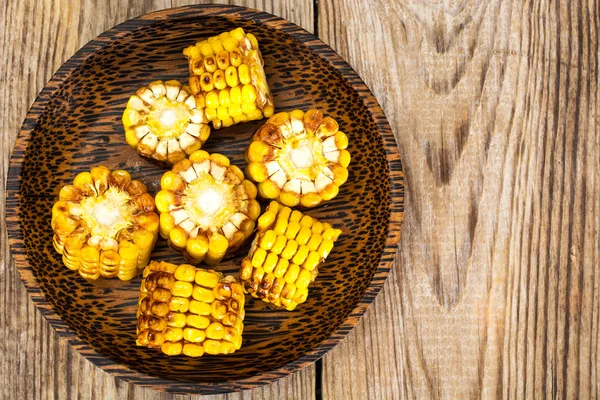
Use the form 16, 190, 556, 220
5, 5, 404, 394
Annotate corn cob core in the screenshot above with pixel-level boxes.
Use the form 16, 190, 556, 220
51, 167, 159, 281
183, 27, 274, 129
123, 80, 211, 165
241, 201, 341, 310
245, 110, 351, 208
156, 150, 260, 265
136, 261, 244, 357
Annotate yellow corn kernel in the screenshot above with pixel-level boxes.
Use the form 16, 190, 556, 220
246, 33, 258, 49
271, 235, 287, 255
193, 285, 215, 303
301, 193, 322, 208
187, 314, 210, 330
281, 282, 297, 300
200, 72, 214, 92
340, 150, 351, 168
280, 191, 300, 207
195, 270, 219, 288
274, 217, 288, 236
182, 343, 205, 357
247, 140, 272, 163
166, 312, 187, 328
216, 50, 230, 70
211, 39, 224, 54
293, 287, 309, 305
171, 280, 193, 297
221, 116, 234, 127
200, 42, 214, 56
230, 85, 242, 104
259, 180, 281, 199
284, 263, 301, 283
273, 258, 290, 278
259, 230, 277, 250
169, 297, 190, 312
290, 210, 302, 222
217, 105, 229, 121
186, 236, 209, 259
295, 227, 312, 246
164, 327, 183, 342
238, 64, 251, 85
303, 251, 320, 271
285, 221, 301, 240
183, 327, 206, 343
206, 322, 225, 340
241, 84, 257, 103
263, 105, 274, 118
218, 88, 231, 107
169, 227, 188, 248
306, 233, 322, 251
174, 264, 196, 282
214, 70, 227, 90
263, 253, 279, 273
312, 221, 324, 234
204, 106, 217, 121
321, 184, 339, 201
296, 268, 312, 289
205, 90, 219, 109
228, 103, 243, 118
247, 162, 268, 183
251, 247, 267, 268
248, 199, 261, 221
292, 245, 309, 265
189, 299, 212, 315
257, 210, 276, 231
223, 37, 239, 52
161, 342, 183, 356
318, 239, 334, 258
230, 27, 245, 41
281, 240, 299, 260
207, 234, 228, 257
203, 339, 222, 355
224, 66, 239, 87
241, 101, 257, 115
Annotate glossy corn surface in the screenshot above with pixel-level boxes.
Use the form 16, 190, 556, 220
183, 27, 274, 129
51, 167, 159, 281
136, 261, 244, 357
156, 150, 260, 265
244, 110, 350, 208
123, 80, 211, 165
241, 201, 341, 310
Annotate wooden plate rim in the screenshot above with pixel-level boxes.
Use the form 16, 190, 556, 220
5, 4, 404, 394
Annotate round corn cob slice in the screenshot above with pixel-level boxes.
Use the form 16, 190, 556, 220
136, 261, 245, 357
183, 27, 274, 129
123, 80, 211, 165
240, 201, 342, 310
156, 150, 260, 265
51, 167, 159, 281
244, 110, 351, 208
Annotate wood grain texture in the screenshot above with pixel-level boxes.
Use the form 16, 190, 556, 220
319, 0, 600, 399
1, 1, 315, 399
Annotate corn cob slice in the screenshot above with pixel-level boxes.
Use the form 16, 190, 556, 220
240, 201, 341, 310
51, 167, 159, 281
183, 27, 274, 129
136, 261, 244, 357
123, 80, 211, 165
244, 110, 351, 208
156, 150, 260, 265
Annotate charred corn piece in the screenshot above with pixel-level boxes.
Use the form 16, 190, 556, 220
51, 167, 159, 281
123, 80, 211, 166
136, 261, 244, 357
241, 201, 341, 310
157, 151, 260, 265
244, 110, 350, 208
183, 27, 274, 129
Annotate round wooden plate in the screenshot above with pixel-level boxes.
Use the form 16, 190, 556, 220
6, 5, 404, 394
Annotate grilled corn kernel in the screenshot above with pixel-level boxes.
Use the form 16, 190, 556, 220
137, 261, 245, 357
51, 167, 159, 281
184, 28, 274, 129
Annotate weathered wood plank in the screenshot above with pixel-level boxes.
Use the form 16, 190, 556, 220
0, 1, 314, 399
319, 0, 600, 398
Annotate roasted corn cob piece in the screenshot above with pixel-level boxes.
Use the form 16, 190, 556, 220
183, 27, 274, 129
241, 201, 341, 310
123, 80, 211, 165
136, 261, 245, 357
51, 167, 159, 281
244, 110, 350, 208
156, 150, 261, 265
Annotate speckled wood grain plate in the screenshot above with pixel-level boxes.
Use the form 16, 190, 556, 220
6, 5, 404, 394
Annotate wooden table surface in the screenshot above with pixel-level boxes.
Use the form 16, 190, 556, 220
1, 0, 599, 399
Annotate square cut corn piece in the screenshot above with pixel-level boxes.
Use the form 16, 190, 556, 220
240, 201, 342, 310
123, 80, 211, 166
245, 110, 350, 208
51, 166, 159, 281
183, 27, 274, 129
156, 150, 260, 265
136, 261, 245, 357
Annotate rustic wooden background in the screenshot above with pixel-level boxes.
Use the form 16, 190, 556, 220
1, 0, 599, 399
